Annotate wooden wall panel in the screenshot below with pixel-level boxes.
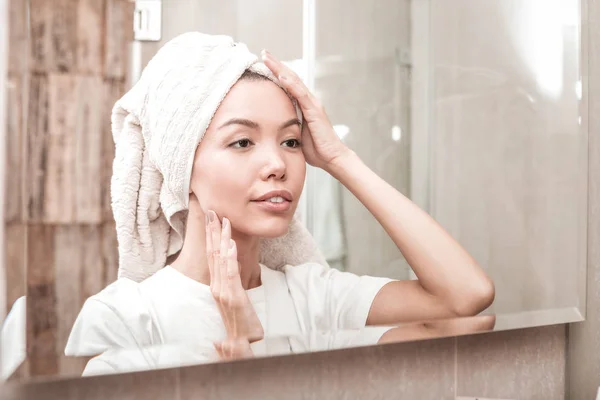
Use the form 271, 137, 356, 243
101, 79, 123, 220
105, 0, 135, 80
28, 0, 52, 74
7, 0, 28, 75
102, 222, 119, 284
74, 77, 104, 223
25, 74, 49, 222
44, 74, 78, 223
4, 0, 133, 377
5, 224, 26, 313
26, 225, 58, 376
5, 0, 28, 222
77, 0, 107, 75
5, 75, 24, 222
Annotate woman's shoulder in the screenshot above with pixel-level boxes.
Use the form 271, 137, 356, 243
65, 278, 157, 357
278, 262, 337, 292
281, 261, 330, 274
85, 278, 145, 312
84, 267, 172, 311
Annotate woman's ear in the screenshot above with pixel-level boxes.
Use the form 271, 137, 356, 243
189, 192, 199, 206
186, 194, 203, 226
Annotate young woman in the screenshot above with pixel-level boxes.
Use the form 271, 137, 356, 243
66, 33, 494, 370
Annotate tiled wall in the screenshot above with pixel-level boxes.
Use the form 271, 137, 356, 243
4, 0, 132, 378
0, 0, 8, 324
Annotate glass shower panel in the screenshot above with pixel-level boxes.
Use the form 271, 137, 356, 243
306, 0, 413, 279
135, 0, 304, 80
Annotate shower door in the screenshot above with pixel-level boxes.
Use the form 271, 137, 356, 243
303, 0, 414, 279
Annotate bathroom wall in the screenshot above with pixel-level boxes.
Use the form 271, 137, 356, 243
427, 0, 584, 315
4, 0, 29, 379
139, 0, 303, 69
4, 0, 133, 378
4, 0, 27, 318
567, 0, 600, 397
0, 0, 8, 326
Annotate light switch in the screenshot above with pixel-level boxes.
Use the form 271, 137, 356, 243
134, 0, 162, 41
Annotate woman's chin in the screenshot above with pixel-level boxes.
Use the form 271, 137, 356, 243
256, 225, 290, 238
248, 219, 291, 238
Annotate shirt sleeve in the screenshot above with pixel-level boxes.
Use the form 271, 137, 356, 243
1, 296, 26, 379
82, 343, 217, 376
284, 263, 394, 331
289, 326, 395, 353
64, 279, 154, 357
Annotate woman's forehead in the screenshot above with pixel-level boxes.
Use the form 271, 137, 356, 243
214, 80, 297, 122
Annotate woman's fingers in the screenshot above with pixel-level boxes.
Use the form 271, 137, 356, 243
207, 210, 221, 292
208, 210, 222, 253
214, 339, 253, 360
220, 218, 232, 296
220, 218, 231, 264
205, 213, 214, 278
261, 50, 318, 112
214, 341, 224, 359
227, 237, 241, 279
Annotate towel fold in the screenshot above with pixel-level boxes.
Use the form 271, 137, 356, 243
110, 32, 327, 282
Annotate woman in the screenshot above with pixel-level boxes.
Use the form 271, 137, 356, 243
66, 33, 494, 370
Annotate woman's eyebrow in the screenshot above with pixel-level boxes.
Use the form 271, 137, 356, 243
218, 118, 301, 130
218, 118, 259, 130
279, 118, 302, 130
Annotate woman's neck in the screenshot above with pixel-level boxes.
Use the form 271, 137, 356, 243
170, 213, 262, 290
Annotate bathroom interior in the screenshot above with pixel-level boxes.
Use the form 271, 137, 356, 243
0, 0, 599, 398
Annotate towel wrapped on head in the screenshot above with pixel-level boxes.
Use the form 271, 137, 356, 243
110, 32, 327, 282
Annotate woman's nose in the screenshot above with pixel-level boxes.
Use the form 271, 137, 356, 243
260, 150, 286, 181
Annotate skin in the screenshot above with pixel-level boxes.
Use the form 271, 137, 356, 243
171, 50, 496, 359
377, 314, 496, 344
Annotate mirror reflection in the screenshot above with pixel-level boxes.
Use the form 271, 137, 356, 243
2, 0, 584, 381
63, 30, 493, 372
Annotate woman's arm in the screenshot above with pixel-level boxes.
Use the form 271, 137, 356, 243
327, 151, 495, 324
261, 50, 494, 325
377, 314, 496, 344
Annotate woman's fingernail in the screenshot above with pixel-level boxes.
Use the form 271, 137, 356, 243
230, 239, 235, 249
223, 218, 229, 229
208, 210, 215, 222
279, 74, 287, 82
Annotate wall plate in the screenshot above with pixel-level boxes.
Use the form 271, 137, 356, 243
134, 0, 162, 41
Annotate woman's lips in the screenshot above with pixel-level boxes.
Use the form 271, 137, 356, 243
251, 199, 292, 212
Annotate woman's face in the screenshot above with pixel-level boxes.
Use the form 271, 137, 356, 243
190, 78, 306, 239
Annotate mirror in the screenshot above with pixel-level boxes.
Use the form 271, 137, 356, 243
1, 0, 585, 381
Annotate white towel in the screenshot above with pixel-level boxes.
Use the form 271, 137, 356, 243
111, 32, 327, 282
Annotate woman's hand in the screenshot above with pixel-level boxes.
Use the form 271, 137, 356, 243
206, 210, 264, 343
261, 49, 352, 172
214, 338, 254, 361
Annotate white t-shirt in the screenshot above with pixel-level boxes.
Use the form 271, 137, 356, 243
65, 262, 393, 375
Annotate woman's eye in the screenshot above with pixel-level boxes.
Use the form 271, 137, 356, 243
231, 139, 252, 148
283, 139, 302, 148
